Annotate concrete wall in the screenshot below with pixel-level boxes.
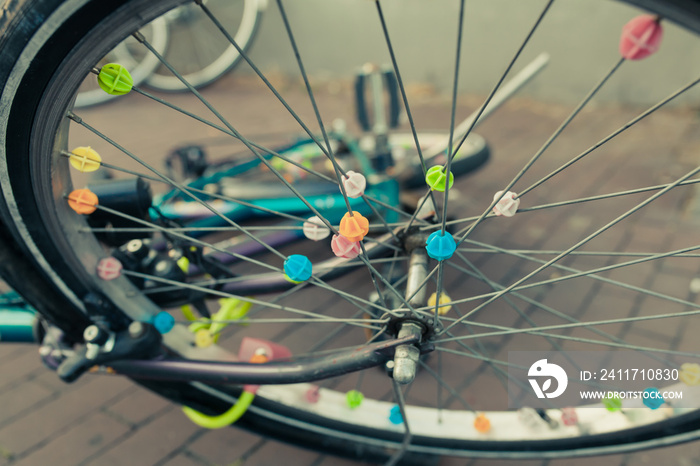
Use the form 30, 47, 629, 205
246, 0, 700, 106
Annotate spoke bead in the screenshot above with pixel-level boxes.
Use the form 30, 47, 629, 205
602, 394, 622, 412
305, 385, 321, 403
680, 363, 700, 386
96, 257, 122, 281
331, 234, 362, 259
642, 387, 665, 410
194, 329, 214, 348
339, 211, 369, 242
346, 390, 364, 409
425, 165, 454, 192
426, 231, 456, 261
98, 63, 134, 95
619, 15, 663, 60
474, 413, 491, 433
69, 146, 102, 172
283, 254, 313, 282
388, 405, 403, 424
492, 190, 520, 217
428, 292, 452, 315
303, 215, 331, 241
341, 171, 367, 198
560, 407, 579, 426
68, 188, 99, 215
153, 312, 175, 334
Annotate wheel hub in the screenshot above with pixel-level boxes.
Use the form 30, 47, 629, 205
385, 229, 444, 384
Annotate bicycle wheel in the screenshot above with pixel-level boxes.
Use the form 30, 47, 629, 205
145, 0, 264, 91
3, 0, 700, 462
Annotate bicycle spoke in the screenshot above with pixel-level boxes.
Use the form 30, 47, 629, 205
129, 87, 339, 183
374, 1, 430, 179
438, 310, 700, 351
458, 247, 700, 258
450, 252, 681, 372
419, 177, 700, 233
461, 238, 700, 309
375, 0, 440, 230
448, 0, 554, 162
518, 75, 700, 199
447, 252, 675, 365
122, 269, 387, 331
131, 86, 423, 227
275, 0, 354, 215
190, 317, 385, 325
441, 159, 700, 335
69, 114, 312, 262
441, 0, 467, 235
419, 240, 700, 313
194, 0, 341, 168
385, 380, 412, 466
457, 58, 626, 241
417, 359, 474, 411
133, 35, 340, 234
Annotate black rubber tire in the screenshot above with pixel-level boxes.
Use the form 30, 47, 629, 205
2, 0, 700, 462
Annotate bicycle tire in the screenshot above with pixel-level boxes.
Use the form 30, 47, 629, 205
2, 0, 700, 462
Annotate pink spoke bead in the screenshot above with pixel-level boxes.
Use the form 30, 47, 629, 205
96, 257, 122, 280
619, 15, 663, 60
331, 234, 362, 259
306, 385, 321, 403
561, 407, 579, 426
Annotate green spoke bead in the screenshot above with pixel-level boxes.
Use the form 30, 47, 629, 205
346, 390, 364, 409
98, 63, 134, 96
425, 165, 454, 192
602, 394, 622, 412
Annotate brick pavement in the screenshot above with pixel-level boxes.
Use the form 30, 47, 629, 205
2, 73, 700, 465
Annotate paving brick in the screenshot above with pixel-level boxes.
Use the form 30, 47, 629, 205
157, 452, 208, 466
625, 223, 673, 252
605, 260, 656, 289
576, 289, 637, 324
314, 456, 374, 466
548, 456, 626, 466
0, 380, 53, 427
86, 407, 201, 466
244, 439, 319, 466
647, 270, 695, 303
0, 374, 133, 457
540, 278, 598, 317
11, 412, 130, 466
626, 442, 700, 465
0, 347, 45, 393
675, 312, 700, 353
0, 344, 31, 369
30, 367, 78, 395
105, 386, 172, 427
184, 425, 260, 466
466, 459, 545, 466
